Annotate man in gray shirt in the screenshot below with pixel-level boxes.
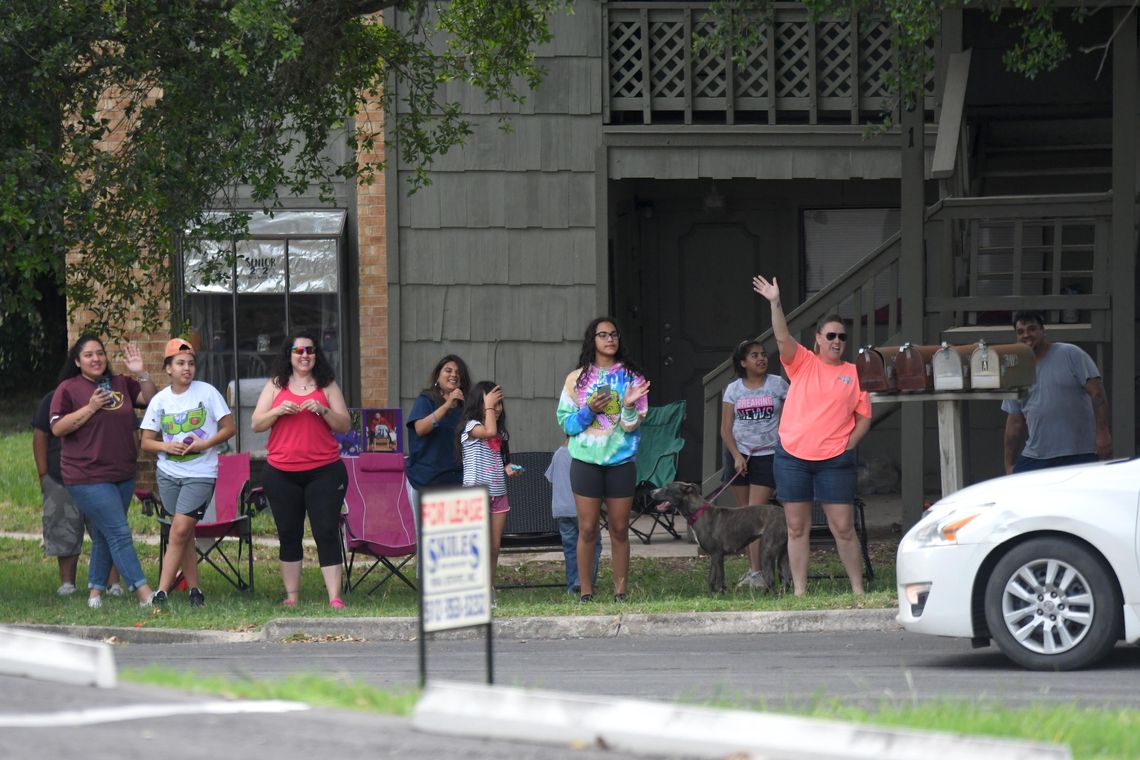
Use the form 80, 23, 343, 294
1001, 310, 1112, 474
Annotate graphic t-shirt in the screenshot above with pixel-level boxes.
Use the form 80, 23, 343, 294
779, 343, 871, 461
141, 381, 232, 479
50, 373, 142, 485
722, 375, 789, 456
461, 419, 507, 496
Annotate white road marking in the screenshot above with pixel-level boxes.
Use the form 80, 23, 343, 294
0, 700, 309, 727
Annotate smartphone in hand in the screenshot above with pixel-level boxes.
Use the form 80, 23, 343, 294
96, 376, 112, 406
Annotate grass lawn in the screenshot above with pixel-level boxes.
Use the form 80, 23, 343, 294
0, 420, 898, 627
0, 535, 897, 628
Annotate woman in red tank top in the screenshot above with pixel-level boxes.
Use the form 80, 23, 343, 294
252, 331, 352, 608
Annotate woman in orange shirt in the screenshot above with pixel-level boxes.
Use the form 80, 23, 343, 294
753, 275, 871, 596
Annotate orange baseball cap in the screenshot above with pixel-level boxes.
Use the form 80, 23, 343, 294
163, 338, 196, 359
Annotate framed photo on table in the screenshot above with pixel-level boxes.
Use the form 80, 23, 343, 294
363, 408, 403, 453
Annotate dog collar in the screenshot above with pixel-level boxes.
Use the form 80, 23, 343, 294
687, 503, 711, 526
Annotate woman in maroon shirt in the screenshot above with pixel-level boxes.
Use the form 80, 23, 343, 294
50, 334, 157, 609
252, 331, 351, 608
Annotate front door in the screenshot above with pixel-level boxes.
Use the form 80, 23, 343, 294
639, 203, 770, 481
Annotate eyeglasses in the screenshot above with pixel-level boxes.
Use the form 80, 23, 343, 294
595, 331, 620, 340
291, 346, 317, 355
824, 332, 847, 342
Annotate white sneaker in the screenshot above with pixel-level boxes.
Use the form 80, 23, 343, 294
57, 582, 78, 596
736, 570, 770, 590
87, 595, 102, 609
107, 583, 124, 597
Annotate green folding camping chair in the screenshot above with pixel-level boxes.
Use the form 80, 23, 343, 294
629, 400, 686, 543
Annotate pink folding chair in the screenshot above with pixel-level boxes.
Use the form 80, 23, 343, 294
135, 452, 264, 592
341, 453, 417, 594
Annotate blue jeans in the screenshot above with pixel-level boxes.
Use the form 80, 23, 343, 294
66, 480, 147, 592
556, 517, 602, 593
1012, 453, 1099, 473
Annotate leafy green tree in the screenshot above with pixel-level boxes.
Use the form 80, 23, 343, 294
0, 0, 571, 345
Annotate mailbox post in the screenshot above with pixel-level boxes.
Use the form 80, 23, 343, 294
870, 390, 1024, 497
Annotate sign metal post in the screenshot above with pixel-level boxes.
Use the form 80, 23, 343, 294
417, 485, 494, 686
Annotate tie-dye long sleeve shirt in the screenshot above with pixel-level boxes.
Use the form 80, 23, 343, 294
556, 363, 648, 466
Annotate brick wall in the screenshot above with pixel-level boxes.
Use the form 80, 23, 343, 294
355, 91, 389, 406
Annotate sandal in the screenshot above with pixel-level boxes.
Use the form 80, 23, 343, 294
613, 593, 627, 602
579, 593, 593, 604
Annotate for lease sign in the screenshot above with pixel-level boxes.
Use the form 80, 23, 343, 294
419, 486, 491, 633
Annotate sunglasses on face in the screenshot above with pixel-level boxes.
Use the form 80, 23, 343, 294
823, 332, 847, 342
291, 346, 317, 355
595, 331, 620, 340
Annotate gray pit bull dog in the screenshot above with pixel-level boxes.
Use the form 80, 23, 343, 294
651, 480, 789, 594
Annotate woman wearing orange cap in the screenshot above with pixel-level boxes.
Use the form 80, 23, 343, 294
139, 338, 236, 607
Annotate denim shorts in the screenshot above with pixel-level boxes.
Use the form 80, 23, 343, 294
773, 444, 857, 504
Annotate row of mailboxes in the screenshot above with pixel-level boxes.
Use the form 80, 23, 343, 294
856, 340, 1035, 393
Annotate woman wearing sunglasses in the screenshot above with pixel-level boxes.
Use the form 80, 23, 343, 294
752, 275, 871, 596
252, 330, 352, 609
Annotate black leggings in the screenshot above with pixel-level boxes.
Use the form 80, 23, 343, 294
262, 459, 347, 566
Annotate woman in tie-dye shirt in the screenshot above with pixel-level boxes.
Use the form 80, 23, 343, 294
556, 317, 650, 603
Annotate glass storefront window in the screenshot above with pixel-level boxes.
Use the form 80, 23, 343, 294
180, 210, 348, 456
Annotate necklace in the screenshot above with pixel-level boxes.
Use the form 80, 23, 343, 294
292, 378, 315, 392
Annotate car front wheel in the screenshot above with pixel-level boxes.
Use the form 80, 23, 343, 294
983, 537, 1121, 671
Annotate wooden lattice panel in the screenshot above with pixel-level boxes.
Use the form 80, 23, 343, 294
693, 20, 727, 99
609, 18, 643, 99
734, 30, 770, 97
649, 19, 686, 98
775, 18, 810, 98
858, 19, 893, 99
605, 3, 931, 124
817, 21, 852, 98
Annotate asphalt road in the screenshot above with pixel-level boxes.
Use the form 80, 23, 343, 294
109, 630, 1140, 707
0, 675, 671, 760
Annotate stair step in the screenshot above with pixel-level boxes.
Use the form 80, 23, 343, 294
982, 167, 1111, 178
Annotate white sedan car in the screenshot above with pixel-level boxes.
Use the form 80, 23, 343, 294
896, 458, 1140, 670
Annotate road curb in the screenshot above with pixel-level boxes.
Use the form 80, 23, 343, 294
0, 626, 117, 688
12, 608, 900, 645
414, 680, 1071, 760
259, 608, 900, 642
12, 624, 262, 645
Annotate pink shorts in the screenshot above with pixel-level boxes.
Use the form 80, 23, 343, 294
490, 494, 511, 514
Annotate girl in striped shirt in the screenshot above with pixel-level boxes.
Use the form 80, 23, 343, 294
459, 381, 522, 602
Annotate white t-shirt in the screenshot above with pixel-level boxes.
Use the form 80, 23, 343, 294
722, 375, 789, 456
141, 381, 232, 479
